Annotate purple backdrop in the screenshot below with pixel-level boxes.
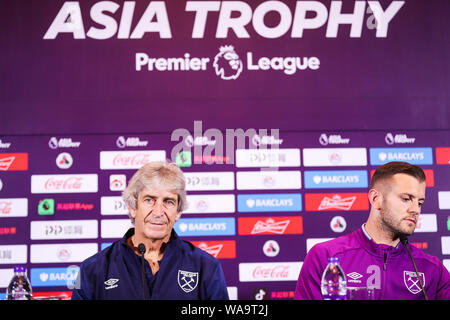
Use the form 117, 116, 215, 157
1, 0, 449, 134
0, 0, 449, 300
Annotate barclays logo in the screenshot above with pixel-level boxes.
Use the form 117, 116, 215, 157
174, 217, 235, 236
237, 194, 302, 212
31, 266, 79, 287
304, 170, 368, 189
370, 148, 433, 165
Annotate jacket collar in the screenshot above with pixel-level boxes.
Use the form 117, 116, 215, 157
358, 225, 405, 257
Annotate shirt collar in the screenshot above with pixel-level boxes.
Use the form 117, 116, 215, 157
361, 223, 372, 240
360, 224, 401, 250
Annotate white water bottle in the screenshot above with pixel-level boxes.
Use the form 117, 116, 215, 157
321, 257, 347, 300
6, 267, 32, 300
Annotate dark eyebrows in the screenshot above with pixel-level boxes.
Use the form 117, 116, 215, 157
164, 196, 178, 202
140, 193, 177, 202
401, 193, 425, 202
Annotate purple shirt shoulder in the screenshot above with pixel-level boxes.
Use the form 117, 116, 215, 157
294, 227, 450, 300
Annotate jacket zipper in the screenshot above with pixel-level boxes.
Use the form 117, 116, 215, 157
380, 252, 388, 300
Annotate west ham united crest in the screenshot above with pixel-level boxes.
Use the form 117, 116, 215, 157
178, 270, 199, 293
403, 271, 426, 294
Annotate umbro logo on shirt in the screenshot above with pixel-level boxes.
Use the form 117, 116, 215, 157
346, 272, 363, 283
104, 278, 119, 290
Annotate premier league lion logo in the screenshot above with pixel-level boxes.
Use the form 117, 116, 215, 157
213, 45, 243, 80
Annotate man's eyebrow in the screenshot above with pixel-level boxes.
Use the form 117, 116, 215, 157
141, 194, 177, 201
401, 193, 425, 201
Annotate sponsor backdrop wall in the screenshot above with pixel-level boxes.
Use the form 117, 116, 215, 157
0, 0, 449, 300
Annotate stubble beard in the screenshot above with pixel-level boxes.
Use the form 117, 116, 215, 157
379, 205, 414, 240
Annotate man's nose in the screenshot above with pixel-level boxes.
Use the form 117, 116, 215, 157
151, 200, 165, 216
408, 200, 421, 215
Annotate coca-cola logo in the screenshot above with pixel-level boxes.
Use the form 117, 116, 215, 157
44, 177, 83, 191
32, 174, 98, 194
252, 265, 290, 280
112, 153, 150, 167
100, 151, 165, 170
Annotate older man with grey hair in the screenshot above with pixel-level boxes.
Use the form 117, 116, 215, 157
72, 161, 229, 300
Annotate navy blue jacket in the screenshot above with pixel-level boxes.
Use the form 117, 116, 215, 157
71, 228, 229, 300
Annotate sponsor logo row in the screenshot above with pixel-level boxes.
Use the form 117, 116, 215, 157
0, 213, 444, 246
2, 147, 450, 171
0, 169, 439, 194
0, 133, 444, 151
3, 190, 450, 219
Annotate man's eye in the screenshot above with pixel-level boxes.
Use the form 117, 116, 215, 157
165, 200, 175, 206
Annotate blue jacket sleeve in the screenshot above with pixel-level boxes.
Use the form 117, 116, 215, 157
71, 260, 96, 300
203, 261, 229, 300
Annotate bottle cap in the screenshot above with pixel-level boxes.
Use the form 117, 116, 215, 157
13, 266, 26, 273
327, 256, 340, 263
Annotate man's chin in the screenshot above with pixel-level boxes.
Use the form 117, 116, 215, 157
397, 220, 416, 235
144, 226, 170, 240
397, 228, 414, 238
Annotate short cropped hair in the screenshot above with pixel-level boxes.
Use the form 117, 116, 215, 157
122, 161, 188, 222
370, 161, 426, 189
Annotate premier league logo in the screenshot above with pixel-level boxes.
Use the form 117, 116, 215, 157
213, 45, 243, 80
403, 271, 426, 294
178, 270, 199, 293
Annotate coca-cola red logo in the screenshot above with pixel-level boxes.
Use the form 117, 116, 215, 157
112, 153, 150, 167
44, 177, 83, 191
252, 265, 290, 280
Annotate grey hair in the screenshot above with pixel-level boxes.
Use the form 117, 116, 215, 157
122, 161, 188, 223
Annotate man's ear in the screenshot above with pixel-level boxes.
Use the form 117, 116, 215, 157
368, 188, 383, 210
128, 206, 136, 219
